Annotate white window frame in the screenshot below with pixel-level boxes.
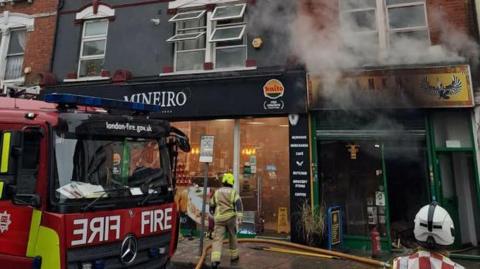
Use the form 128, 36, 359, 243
209, 24, 246, 42
385, 1, 430, 45
210, 3, 246, 21
338, 0, 429, 49
0, 12, 34, 83
167, 31, 206, 43
168, 2, 249, 73
77, 19, 109, 78
169, 10, 206, 23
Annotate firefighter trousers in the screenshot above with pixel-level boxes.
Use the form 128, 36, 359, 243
211, 217, 238, 263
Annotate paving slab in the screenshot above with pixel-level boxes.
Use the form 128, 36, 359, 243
171, 236, 379, 269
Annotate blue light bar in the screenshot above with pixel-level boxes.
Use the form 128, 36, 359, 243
43, 93, 161, 113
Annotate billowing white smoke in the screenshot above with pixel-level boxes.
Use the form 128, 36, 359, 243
290, 0, 479, 73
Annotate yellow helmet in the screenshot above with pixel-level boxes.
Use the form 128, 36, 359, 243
222, 173, 235, 186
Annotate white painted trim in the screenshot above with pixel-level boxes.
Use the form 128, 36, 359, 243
160, 66, 256, 76
63, 76, 110, 83
0, 11, 34, 31
76, 4, 115, 21
169, 0, 241, 9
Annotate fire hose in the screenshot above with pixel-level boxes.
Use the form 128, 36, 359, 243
194, 238, 391, 269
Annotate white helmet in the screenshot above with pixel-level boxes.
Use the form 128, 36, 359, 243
414, 202, 455, 249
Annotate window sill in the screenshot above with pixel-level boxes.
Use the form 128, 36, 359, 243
63, 76, 110, 83
160, 66, 257, 77
1, 77, 25, 85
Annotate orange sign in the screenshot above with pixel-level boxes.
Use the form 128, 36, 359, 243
263, 79, 285, 100
308, 65, 474, 109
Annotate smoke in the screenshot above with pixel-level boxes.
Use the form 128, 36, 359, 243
290, 1, 479, 73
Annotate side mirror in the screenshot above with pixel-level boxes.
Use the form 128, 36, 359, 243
170, 127, 191, 152
13, 193, 41, 208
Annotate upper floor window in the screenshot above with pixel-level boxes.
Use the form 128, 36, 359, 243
339, 0, 429, 49
78, 20, 108, 77
0, 12, 34, 82
75, 4, 114, 78
5, 29, 26, 80
167, 3, 247, 72
386, 0, 428, 44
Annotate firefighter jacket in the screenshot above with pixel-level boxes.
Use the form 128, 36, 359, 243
392, 250, 464, 269
209, 187, 243, 222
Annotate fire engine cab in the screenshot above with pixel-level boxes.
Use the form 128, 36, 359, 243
0, 94, 190, 269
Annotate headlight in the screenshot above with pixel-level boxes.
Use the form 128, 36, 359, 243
80, 263, 92, 269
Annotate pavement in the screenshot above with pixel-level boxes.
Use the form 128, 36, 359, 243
171, 236, 381, 269
170, 236, 480, 269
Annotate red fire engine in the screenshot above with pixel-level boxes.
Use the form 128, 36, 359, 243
0, 94, 190, 269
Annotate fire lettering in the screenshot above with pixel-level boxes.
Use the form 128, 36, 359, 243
141, 207, 173, 234
71, 215, 121, 246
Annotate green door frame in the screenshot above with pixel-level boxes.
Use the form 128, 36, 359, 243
427, 110, 480, 248
310, 113, 434, 251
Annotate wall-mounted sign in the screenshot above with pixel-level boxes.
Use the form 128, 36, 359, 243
43, 70, 307, 118
199, 135, 214, 163
346, 144, 359, 160
289, 114, 312, 244
308, 65, 474, 109
263, 79, 285, 110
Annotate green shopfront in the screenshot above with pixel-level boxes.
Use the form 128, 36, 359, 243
308, 65, 480, 251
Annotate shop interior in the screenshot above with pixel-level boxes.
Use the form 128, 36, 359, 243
173, 117, 290, 237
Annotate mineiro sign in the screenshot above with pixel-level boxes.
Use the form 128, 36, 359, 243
123, 91, 188, 107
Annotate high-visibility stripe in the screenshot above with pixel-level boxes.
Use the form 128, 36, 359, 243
211, 251, 222, 262
1, 132, 11, 173
26, 209, 42, 257
0, 181, 4, 199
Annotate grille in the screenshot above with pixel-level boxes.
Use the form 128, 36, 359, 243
67, 234, 172, 269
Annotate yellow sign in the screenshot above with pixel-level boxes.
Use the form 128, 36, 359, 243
331, 210, 341, 245
308, 65, 474, 108
277, 207, 289, 234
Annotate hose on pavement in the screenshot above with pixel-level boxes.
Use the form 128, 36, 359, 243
195, 238, 391, 269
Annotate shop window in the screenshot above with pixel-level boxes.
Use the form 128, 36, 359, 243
239, 118, 289, 234
167, 3, 247, 72
339, 0, 429, 50
172, 120, 234, 224
432, 111, 472, 149
78, 20, 109, 78
0, 12, 34, 82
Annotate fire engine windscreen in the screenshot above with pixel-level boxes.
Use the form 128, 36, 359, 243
54, 133, 169, 201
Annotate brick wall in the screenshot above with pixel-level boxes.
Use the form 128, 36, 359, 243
299, 0, 477, 47
0, 0, 58, 85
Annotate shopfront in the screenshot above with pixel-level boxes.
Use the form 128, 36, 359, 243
309, 65, 480, 250
42, 69, 309, 239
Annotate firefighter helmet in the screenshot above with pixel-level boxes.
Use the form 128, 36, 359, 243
222, 173, 235, 186
414, 202, 455, 249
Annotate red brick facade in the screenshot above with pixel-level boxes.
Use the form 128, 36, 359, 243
0, 0, 58, 85
300, 0, 476, 47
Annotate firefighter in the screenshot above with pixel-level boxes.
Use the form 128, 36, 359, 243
209, 172, 243, 269
392, 202, 465, 269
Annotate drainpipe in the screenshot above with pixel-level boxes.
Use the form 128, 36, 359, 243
49, 0, 64, 73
